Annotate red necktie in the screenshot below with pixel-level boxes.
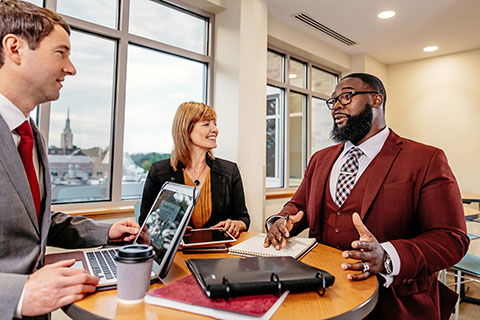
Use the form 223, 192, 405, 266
17, 121, 41, 220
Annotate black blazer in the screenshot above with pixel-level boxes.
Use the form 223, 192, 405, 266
139, 156, 250, 229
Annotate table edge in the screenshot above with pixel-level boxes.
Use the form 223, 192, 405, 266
327, 280, 379, 320
62, 303, 110, 320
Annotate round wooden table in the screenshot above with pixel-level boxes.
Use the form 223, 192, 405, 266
64, 232, 378, 319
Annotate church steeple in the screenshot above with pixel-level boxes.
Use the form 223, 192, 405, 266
61, 108, 73, 152
65, 108, 71, 132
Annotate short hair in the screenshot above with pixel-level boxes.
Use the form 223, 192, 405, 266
342, 73, 387, 110
170, 102, 217, 171
0, 0, 70, 68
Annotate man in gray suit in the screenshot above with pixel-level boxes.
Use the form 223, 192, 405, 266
0, 1, 141, 318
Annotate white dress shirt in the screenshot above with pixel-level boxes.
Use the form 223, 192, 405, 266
328, 126, 400, 287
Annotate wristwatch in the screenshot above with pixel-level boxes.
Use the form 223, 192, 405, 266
383, 251, 393, 275
265, 215, 283, 231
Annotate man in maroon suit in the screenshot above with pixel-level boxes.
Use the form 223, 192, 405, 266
265, 73, 469, 319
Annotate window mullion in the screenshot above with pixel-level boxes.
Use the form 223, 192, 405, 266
110, 0, 130, 204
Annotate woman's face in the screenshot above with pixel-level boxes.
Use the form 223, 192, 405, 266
189, 119, 218, 151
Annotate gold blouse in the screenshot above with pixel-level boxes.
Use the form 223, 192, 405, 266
183, 168, 212, 228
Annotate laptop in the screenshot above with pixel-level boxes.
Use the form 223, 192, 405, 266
45, 181, 199, 290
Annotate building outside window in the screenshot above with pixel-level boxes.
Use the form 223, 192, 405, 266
266, 48, 338, 189
29, 0, 212, 206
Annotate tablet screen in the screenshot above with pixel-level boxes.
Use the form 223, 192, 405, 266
135, 181, 198, 278
182, 228, 236, 247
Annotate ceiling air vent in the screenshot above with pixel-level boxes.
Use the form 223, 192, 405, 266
293, 12, 357, 46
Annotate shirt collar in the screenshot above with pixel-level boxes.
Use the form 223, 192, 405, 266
0, 93, 29, 132
341, 126, 390, 159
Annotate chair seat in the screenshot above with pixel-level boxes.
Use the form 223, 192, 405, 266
454, 254, 480, 277
468, 233, 480, 241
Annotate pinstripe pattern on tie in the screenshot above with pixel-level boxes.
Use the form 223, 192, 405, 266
335, 146, 363, 207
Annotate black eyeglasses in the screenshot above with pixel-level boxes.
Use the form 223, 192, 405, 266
325, 91, 379, 110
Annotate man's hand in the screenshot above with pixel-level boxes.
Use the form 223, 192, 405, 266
341, 212, 385, 280
264, 211, 304, 250
212, 219, 246, 238
108, 219, 140, 242
21, 259, 98, 316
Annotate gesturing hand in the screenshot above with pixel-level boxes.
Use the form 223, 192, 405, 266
108, 218, 140, 243
341, 212, 385, 280
264, 211, 304, 250
22, 259, 98, 316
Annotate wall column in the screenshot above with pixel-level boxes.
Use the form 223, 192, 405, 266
213, 0, 268, 232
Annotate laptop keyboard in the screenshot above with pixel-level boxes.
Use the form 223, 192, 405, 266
86, 249, 118, 281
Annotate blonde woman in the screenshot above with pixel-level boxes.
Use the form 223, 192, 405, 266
139, 102, 250, 237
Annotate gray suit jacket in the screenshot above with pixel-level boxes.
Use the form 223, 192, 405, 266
0, 115, 111, 320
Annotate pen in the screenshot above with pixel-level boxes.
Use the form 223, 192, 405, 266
284, 214, 289, 226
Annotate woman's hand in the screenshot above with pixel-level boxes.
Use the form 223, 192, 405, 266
212, 219, 246, 238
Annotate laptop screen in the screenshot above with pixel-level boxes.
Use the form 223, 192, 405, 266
135, 182, 197, 278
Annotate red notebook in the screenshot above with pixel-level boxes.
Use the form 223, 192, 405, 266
145, 275, 288, 319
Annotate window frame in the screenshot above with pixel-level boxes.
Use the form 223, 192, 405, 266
266, 46, 339, 190
34, 0, 214, 211
266, 86, 285, 188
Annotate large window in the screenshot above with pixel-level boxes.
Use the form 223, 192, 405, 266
266, 49, 337, 189
34, 0, 212, 207
49, 31, 116, 203
123, 44, 207, 199
266, 86, 284, 187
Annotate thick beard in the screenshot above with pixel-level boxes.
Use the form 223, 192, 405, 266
330, 103, 373, 144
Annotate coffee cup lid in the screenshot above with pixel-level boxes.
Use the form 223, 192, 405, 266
114, 244, 155, 263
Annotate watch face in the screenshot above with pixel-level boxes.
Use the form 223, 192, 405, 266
384, 256, 393, 275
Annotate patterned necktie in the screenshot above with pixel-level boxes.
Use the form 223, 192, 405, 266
17, 121, 41, 220
335, 146, 364, 207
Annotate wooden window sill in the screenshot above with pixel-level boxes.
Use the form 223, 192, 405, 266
62, 206, 135, 220
266, 188, 297, 200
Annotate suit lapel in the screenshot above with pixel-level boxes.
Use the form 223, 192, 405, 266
360, 130, 402, 219
0, 115, 40, 234
209, 159, 225, 215
314, 144, 343, 202
308, 144, 343, 236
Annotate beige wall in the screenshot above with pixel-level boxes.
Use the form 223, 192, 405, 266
213, 0, 268, 232
387, 49, 480, 193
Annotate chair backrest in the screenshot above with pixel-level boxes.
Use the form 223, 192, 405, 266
133, 201, 141, 223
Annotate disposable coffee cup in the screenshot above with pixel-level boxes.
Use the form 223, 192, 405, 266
114, 244, 155, 304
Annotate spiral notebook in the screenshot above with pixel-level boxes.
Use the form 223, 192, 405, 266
228, 233, 317, 259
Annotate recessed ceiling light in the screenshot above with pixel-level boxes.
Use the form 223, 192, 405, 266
289, 74, 298, 79
423, 46, 439, 52
377, 11, 396, 19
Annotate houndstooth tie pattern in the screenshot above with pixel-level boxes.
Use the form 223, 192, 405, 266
335, 146, 364, 207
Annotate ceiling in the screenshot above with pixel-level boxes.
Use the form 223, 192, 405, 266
265, 0, 480, 65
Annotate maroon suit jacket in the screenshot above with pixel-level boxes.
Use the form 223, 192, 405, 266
277, 130, 469, 319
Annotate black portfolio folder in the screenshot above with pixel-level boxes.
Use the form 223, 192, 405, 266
186, 256, 335, 299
